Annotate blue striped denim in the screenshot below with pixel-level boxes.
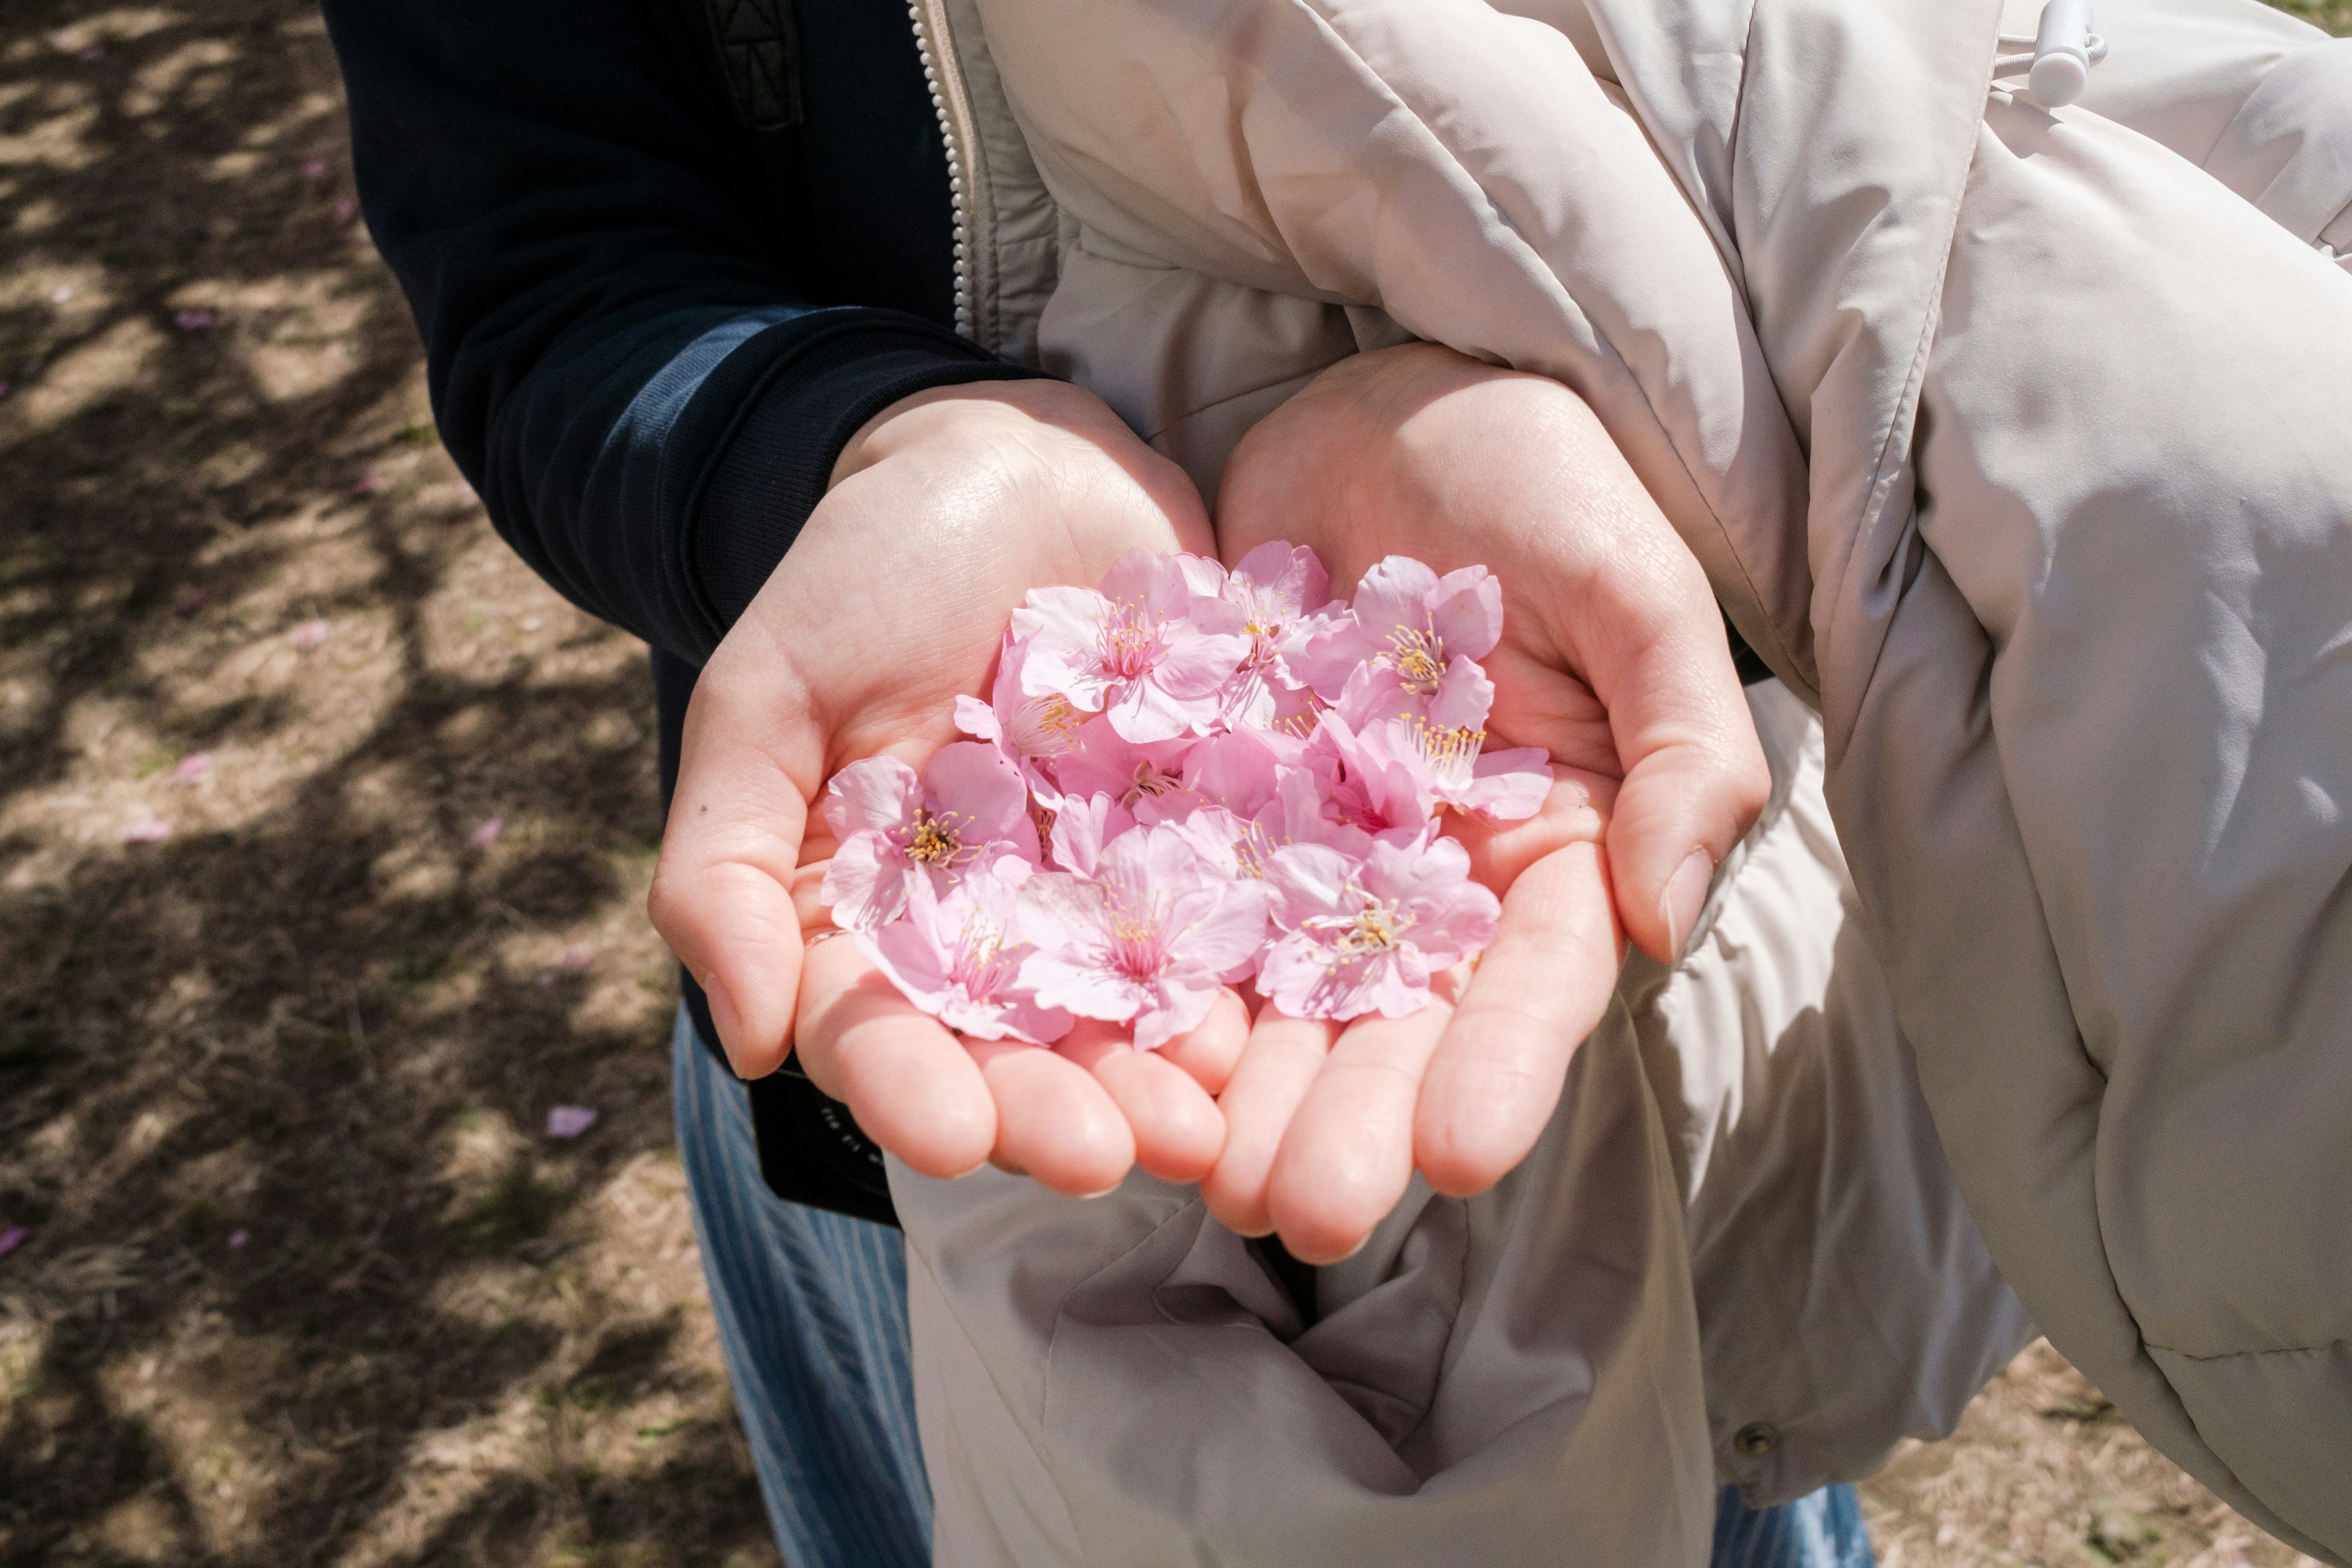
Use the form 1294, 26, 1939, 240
672, 1009, 1873, 1567
1713, 1482, 1875, 1568
672, 1010, 932, 1568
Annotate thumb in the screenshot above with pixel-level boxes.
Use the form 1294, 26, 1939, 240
646, 662, 821, 1078
1599, 630, 1769, 963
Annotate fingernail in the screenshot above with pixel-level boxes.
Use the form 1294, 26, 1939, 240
702, 970, 750, 1077
1660, 849, 1715, 960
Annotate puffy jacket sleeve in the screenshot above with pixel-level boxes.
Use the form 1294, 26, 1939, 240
322, 0, 1044, 664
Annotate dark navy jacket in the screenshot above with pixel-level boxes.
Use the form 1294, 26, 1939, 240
322, 0, 1031, 1223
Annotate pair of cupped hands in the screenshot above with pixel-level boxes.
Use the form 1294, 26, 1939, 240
651, 342, 1768, 1265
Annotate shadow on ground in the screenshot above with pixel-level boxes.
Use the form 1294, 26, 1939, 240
5, 0, 2347, 1566
0, 2, 774, 1562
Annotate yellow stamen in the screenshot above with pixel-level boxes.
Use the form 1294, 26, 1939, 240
1387, 625, 1446, 695
906, 810, 965, 865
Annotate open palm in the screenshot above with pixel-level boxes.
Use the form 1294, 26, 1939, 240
650, 380, 1248, 1197
1207, 344, 1768, 1262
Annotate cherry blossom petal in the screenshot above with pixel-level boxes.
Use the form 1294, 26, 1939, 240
821, 829, 910, 932
1291, 611, 1374, 698
823, 755, 921, 839
921, 741, 1034, 850
1427, 657, 1496, 729
1054, 720, 1193, 810
1105, 669, 1204, 743
1183, 730, 1282, 816
1427, 565, 1504, 661
954, 693, 1001, 744
545, 1106, 598, 1139
1132, 972, 1227, 1050
1351, 557, 1441, 636
1457, 747, 1553, 823
1228, 540, 1330, 620
1048, 792, 1134, 875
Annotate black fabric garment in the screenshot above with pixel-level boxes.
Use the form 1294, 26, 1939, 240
322, 0, 1047, 665
325, 0, 1047, 1224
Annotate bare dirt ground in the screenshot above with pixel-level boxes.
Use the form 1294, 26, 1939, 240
0, 3, 2340, 1565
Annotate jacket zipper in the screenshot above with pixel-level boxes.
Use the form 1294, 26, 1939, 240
908, 0, 978, 338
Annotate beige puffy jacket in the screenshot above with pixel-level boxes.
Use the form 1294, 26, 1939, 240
885, 0, 2352, 1559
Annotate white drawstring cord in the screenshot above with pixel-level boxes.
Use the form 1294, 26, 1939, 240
1994, 0, 2108, 108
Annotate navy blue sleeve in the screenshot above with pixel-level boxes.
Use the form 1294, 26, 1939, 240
322, 0, 1044, 663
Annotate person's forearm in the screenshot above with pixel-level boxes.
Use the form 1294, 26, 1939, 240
324, 0, 1047, 663
493, 304, 1046, 663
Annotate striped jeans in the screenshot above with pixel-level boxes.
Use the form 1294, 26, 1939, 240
671, 1009, 1874, 1568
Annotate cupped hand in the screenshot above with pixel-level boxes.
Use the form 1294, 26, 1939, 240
649, 380, 1248, 1198
1207, 342, 1770, 1262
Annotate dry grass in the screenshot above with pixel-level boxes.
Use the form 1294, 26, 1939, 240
0, 1, 774, 1561
0, 1, 2342, 1565
1862, 1343, 2324, 1567
2268, 0, 2352, 32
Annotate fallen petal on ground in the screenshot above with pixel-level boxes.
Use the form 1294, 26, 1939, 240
545, 1106, 598, 1139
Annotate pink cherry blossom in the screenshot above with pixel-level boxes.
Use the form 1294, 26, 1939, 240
821, 744, 1039, 931
1259, 835, 1500, 1021
123, 817, 172, 844
1348, 712, 1551, 824
860, 869, 1073, 1043
956, 631, 1088, 801
173, 752, 212, 785
1052, 717, 1196, 818
1297, 557, 1503, 706
1300, 712, 1441, 841
1219, 541, 1337, 728
1047, 791, 1135, 875
1012, 549, 1250, 742
1333, 644, 1494, 735
816, 541, 1539, 1033
1180, 728, 1288, 814
1017, 824, 1268, 1050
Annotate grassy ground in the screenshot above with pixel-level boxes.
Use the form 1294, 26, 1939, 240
0, 2, 2340, 1565
2269, 0, 2352, 31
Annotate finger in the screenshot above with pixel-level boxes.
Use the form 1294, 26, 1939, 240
1607, 685, 1768, 961
1266, 1000, 1452, 1265
1553, 528, 1767, 965
647, 660, 821, 1079
967, 1038, 1137, 1197
1200, 1009, 1338, 1237
1155, 987, 1251, 1096
793, 933, 997, 1180
1057, 1020, 1227, 1184
1416, 837, 1621, 1199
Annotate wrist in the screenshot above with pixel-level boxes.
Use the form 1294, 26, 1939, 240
829, 377, 1121, 490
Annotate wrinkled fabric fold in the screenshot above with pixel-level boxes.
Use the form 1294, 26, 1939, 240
902, 0, 2352, 1557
